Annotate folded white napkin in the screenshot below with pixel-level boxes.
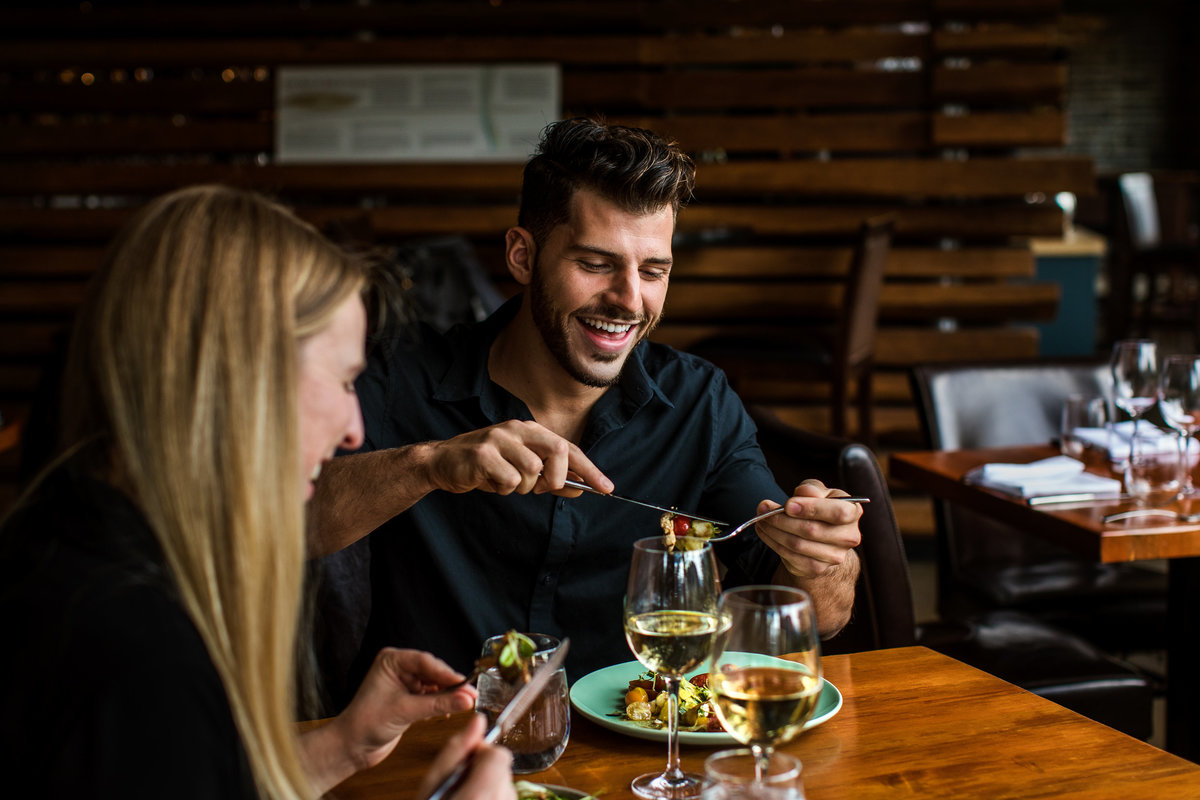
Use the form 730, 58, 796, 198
966, 455, 1124, 499
1069, 421, 1177, 461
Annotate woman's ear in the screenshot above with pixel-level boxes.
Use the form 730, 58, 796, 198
505, 226, 536, 286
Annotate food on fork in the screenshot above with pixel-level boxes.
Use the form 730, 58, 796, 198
474, 630, 538, 685
659, 511, 721, 551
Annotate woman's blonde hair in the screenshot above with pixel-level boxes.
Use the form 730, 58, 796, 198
60, 184, 365, 799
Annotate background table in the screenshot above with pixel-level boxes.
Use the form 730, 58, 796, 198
315, 646, 1200, 799
891, 445, 1200, 763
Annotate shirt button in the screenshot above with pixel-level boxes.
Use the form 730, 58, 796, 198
542, 573, 553, 585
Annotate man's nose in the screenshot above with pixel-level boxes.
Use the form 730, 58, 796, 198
605, 266, 640, 310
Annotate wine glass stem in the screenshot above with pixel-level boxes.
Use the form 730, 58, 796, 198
1182, 432, 1195, 494
663, 676, 685, 781
751, 743, 769, 782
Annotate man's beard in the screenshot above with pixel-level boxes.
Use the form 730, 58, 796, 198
528, 263, 660, 389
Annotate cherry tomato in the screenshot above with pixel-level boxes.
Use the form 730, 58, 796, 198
625, 686, 649, 706
672, 516, 692, 536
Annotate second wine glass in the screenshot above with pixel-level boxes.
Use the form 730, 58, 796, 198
624, 536, 724, 800
1110, 339, 1159, 439
708, 586, 822, 786
1159, 354, 1200, 496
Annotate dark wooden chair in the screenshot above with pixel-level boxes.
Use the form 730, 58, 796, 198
747, 404, 1155, 740
1109, 171, 1200, 346
694, 217, 893, 445
908, 359, 1168, 657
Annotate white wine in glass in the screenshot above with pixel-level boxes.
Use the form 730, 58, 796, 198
1159, 354, 1200, 496
624, 536, 724, 800
709, 586, 821, 784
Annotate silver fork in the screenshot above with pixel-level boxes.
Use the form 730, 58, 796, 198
706, 496, 870, 544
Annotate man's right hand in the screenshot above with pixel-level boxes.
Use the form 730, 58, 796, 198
309, 420, 613, 556
419, 419, 612, 497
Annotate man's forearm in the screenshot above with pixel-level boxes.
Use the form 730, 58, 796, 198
772, 548, 860, 639
307, 444, 438, 557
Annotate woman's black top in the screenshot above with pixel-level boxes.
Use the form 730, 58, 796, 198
0, 469, 257, 798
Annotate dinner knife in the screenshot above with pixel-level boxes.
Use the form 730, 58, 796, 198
562, 478, 730, 526
425, 638, 571, 800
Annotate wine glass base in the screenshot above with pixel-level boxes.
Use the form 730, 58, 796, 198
631, 770, 705, 800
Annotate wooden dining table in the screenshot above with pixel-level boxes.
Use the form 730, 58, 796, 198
890, 444, 1200, 763
315, 646, 1200, 799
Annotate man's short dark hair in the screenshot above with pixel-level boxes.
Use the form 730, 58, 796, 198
518, 117, 696, 247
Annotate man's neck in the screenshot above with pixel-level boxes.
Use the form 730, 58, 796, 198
487, 305, 608, 444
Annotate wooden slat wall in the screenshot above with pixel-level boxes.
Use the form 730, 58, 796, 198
0, 0, 1087, 525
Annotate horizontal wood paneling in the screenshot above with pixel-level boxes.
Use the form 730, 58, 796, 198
0, 158, 1094, 199
0, 0, 1081, 500
672, 246, 1035, 279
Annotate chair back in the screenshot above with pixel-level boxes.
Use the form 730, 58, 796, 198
1118, 172, 1161, 250
837, 216, 894, 370
908, 358, 1113, 613
746, 404, 917, 654
911, 358, 1112, 450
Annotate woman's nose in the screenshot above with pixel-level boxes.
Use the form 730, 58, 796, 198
342, 398, 365, 451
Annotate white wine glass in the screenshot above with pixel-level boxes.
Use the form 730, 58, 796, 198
1110, 339, 1158, 440
708, 586, 821, 785
624, 536, 724, 800
1159, 354, 1200, 496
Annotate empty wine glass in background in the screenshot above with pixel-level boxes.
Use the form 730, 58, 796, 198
624, 536, 724, 800
1158, 354, 1200, 497
1110, 339, 1158, 440
708, 586, 821, 789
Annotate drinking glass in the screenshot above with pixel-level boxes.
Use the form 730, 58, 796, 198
1124, 426, 1181, 505
1158, 354, 1200, 496
624, 536, 724, 800
474, 632, 569, 773
1060, 393, 1109, 460
1110, 339, 1158, 439
708, 586, 821, 786
702, 748, 806, 800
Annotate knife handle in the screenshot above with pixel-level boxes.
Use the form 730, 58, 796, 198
424, 714, 507, 800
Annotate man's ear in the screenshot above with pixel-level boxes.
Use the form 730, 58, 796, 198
505, 226, 536, 286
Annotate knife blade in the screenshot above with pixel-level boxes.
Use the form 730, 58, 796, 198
562, 478, 729, 527
426, 638, 570, 800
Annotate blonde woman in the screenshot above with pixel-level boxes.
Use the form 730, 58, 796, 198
0, 185, 514, 799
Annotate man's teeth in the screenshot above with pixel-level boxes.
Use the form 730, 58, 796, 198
311, 462, 323, 482
582, 318, 633, 334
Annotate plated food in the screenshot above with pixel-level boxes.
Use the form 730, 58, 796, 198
621, 671, 724, 732
570, 659, 842, 745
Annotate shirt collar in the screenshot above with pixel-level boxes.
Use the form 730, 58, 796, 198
431, 294, 675, 425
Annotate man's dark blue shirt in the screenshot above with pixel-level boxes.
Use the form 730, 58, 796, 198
348, 296, 787, 685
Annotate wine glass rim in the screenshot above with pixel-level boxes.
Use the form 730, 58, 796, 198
631, 535, 714, 554
704, 748, 803, 782
720, 584, 813, 608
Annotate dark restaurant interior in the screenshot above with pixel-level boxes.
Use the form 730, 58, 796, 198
4, 0, 1200, 793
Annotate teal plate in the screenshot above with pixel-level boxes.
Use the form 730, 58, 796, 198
569, 658, 842, 746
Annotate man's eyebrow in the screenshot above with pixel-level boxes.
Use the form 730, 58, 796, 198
570, 244, 673, 266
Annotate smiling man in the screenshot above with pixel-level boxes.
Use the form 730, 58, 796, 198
310, 118, 861, 706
